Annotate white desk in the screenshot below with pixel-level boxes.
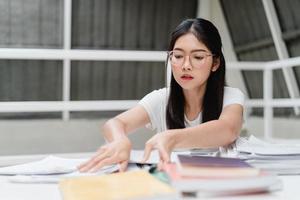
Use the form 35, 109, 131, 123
0, 153, 300, 200
0, 175, 300, 200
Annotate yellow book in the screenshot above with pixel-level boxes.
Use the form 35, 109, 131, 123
59, 170, 176, 200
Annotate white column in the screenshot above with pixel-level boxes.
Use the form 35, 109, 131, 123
262, 0, 300, 115
197, 0, 211, 19
63, 0, 72, 120
263, 68, 273, 140
209, 0, 248, 95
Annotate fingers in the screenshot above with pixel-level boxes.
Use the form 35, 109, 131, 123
157, 149, 170, 171
118, 160, 128, 172
78, 147, 105, 169
158, 147, 170, 163
90, 156, 116, 173
80, 155, 128, 173
142, 142, 154, 163
78, 158, 96, 172
78, 148, 110, 172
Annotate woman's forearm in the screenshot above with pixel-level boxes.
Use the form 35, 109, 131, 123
172, 119, 240, 149
102, 117, 128, 142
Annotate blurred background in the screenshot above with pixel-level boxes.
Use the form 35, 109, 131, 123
0, 0, 300, 157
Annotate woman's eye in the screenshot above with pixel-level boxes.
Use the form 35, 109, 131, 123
174, 55, 183, 59
194, 56, 204, 60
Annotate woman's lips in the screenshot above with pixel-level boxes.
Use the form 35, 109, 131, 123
181, 74, 194, 80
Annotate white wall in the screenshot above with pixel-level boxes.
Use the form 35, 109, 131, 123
0, 119, 155, 156
245, 117, 300, 140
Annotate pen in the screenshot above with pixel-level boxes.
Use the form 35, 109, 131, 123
148, 165, 157, 173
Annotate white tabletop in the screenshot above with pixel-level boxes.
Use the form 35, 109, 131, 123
0, 175, 300, 200
0, 152, 300, 200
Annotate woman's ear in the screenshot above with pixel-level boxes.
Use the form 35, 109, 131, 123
212, 57, 220, 72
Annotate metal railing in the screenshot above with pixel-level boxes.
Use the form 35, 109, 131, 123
1, 47, 300, 140
230, 56, 300, 140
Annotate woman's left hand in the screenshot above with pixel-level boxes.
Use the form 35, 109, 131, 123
142, 130, 177, 168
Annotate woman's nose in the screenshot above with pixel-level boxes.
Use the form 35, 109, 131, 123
182, 56, 192, 70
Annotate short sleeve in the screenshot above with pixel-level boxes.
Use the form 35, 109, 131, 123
223, 87, 245, 108
138, 88, 168, 131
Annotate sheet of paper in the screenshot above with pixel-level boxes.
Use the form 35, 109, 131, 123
0, 155, 118, 176
129, 149, 191, 164
248, 160, 300, 175
0, 155, 88, 175
0, 155, 119, 184
235, 135, 300, 156
9, 166, 119, 184
234, 136, 300, 175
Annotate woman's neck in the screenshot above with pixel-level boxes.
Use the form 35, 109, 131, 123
183, 86, 206, 121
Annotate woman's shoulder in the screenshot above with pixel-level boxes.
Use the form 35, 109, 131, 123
146, 87, 169, 97
223, 86, 245, 107
139, 87, 168, 103
224, 86, 244, 96
154, 87, 168, 93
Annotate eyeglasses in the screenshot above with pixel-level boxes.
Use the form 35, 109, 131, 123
167, 50, 214, 69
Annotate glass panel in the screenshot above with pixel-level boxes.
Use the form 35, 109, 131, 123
71, 0, 197, 50
0, 112, 62, 120
70, 111, 122, 119
0, 0, 63, 48
71, 61, 165, 100
0, 60, 62, 101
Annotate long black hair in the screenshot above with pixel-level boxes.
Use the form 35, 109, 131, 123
166, 18, 226, 129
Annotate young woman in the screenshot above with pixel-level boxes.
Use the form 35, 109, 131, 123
79, 18, 244, 173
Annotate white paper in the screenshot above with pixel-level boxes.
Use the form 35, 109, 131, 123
8, 166, 119, 184
0, 155, 117, 175
0, 156, 85, 175
233, 136, 300, 175
0, 155, 119, 184
235, 135, 300, 156
129, 149, 191, 164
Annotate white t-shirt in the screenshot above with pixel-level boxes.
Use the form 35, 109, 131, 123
138, 87, 244, 132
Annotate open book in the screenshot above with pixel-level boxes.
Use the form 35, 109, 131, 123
0, 149, 180, 183
0, 155, 118, 183
0, 149, 220, 183
0, 156, 87, 175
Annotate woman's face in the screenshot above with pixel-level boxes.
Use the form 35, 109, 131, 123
170, 33, 219, 91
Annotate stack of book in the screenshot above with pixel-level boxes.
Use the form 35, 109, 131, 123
235, 135, 300, 175
163, 155, 282, 197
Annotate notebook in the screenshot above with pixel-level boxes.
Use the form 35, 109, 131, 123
177, 155, 259, 178
59, 170, 176, 200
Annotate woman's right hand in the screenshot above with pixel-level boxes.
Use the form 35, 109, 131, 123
78, 137, 132, 173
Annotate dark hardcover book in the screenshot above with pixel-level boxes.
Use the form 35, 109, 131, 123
177, 155, 252, 168
177, 155, 259, 178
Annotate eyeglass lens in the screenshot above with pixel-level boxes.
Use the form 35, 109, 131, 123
169, 50, 211, 68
